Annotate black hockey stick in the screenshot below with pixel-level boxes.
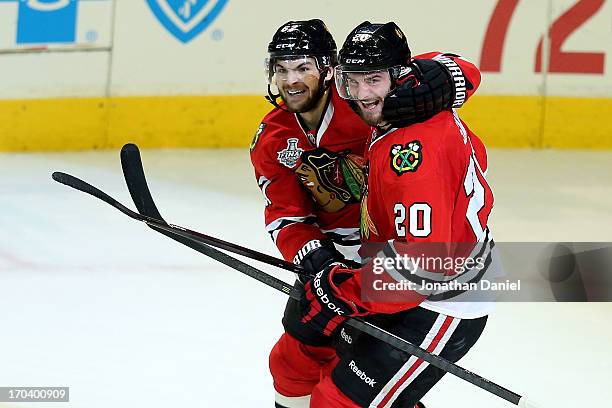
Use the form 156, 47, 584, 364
52, 170, 537, 407
117, 143, 304, 277
52, 171, 301, 298
115, 144, 537, 408
54, 164, 304, 276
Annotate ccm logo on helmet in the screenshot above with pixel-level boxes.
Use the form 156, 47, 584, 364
345, 58, 366, 64
349, 360, 377, 387
313, 270, 345, 315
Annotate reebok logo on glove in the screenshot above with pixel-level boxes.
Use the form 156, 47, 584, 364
300, 264, 363, 337
314, 270, 345, 315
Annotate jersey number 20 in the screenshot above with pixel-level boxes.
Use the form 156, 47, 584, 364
394, 154, 491, 241
394, 202, 432, 238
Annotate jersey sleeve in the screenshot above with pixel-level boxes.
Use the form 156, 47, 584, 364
250, 125, 327, 263
415, 51, 481, 103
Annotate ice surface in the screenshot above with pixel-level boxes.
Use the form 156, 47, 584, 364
0, 148, 610, 407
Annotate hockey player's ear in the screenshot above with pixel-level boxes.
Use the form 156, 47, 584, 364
323, 67, 333, 82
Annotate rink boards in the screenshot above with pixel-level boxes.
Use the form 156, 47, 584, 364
0, 0, 611, 150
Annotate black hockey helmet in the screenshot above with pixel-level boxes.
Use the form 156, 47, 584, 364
265, 19, 337, 110
338, 21, 411, 73
267, 19, 337, 68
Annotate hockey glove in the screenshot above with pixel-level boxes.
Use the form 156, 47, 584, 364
294, 240, 350, 281
300, 264, 367, 336
383, 59, 455, 127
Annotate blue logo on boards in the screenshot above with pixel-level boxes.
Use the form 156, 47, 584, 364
16, 0, 79, 44
146, 0, 228, 43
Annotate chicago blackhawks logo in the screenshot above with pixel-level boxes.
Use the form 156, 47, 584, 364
295, 148, 364, 213
277, 138, 304, 168
390, 141, 422, 176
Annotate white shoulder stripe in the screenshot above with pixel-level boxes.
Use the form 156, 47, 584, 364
320, 227, 360, 238
370, 128, 398, 149
265, 215, 316, 232
316, 101, 335, 147
452, 109, 468, 144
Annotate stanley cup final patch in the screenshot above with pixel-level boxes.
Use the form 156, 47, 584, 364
390, 140, 422, 175
277, 138, 304, 168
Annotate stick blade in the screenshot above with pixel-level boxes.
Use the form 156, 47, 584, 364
52, 171, 100, 195
51, 170, 140, 220
52, 171, 74, 185
120, 143, 165, 221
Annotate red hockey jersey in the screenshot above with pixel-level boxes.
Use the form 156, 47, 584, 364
250, 85, 368, 263
346, 110, 496, 318
250, 53, 482, 264
361, 111, 493, 244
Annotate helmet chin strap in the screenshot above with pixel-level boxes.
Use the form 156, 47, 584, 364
265, 84, 290, 112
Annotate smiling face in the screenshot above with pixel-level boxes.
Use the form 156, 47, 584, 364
335, 69, 393, 126
271, 57, 328, 113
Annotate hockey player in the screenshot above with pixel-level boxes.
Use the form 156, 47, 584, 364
250, 19, 482, 408
299, 22, 495, 407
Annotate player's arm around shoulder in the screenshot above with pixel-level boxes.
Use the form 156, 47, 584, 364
415, 51, 481, 101
382, 51, 481, 128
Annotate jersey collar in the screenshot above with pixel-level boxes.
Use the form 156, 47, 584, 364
294, 92, 334, 148
369, 127, 399, 149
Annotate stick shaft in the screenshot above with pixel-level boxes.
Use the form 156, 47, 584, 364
52, 167, 524, 406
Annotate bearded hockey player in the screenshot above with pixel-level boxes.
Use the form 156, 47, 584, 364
299, 21, 496, 407
250, 19, 483, 408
